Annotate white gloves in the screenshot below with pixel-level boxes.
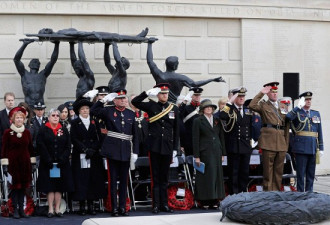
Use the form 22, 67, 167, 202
83, 89, 98, 99
184, 91, 194, 102
320, 151, 324, 157
297, 96, 305, 109
146, 87, 161, 97
101, 93, 118, 103
130, 153, 138, 170
229, 93, 238, 104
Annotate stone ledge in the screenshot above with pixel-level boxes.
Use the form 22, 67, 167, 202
1, 1, 330, 22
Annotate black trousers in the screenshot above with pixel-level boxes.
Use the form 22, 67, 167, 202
149, 151, 172, 207
108, 159, 130, 209
227, 153, 251, 194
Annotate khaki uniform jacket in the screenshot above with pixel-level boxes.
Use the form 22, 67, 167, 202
249, 92, 289, 151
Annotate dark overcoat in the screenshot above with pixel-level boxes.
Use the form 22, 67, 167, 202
36, 124, 74, 193
70, 117, 106, 200
192, 115, 226, 201
1, 128, 33, 189
0, 109, 10, 150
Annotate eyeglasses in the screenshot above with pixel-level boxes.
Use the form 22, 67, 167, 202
51, 114, 59, 117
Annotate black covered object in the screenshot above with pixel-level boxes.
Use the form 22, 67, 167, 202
220, 191, 330, 225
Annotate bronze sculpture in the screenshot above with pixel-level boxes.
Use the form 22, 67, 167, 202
147, 38, 225, 103
104, 42, 130, 92
13, 39, 59, 108
70, 42, 95, 98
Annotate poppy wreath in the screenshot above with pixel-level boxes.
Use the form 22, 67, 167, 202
167, 184, 194, 210
1, 195, 35, 217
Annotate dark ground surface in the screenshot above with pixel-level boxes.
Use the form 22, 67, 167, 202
0, 207, 217, 225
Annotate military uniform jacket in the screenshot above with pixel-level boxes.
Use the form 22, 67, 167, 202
249, 92, 289, 151
219, 104, 253, 154
178, 103, 199, 155
91, 101, 138, 161
286, 107, 324, 154
131, 92, 180, 155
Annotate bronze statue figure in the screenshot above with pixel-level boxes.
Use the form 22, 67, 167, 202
26, 28, 150, 44
70, 42, 95, 98
13, 39, 59, 107
147, 38, 225, 103
104, 42, 130, 92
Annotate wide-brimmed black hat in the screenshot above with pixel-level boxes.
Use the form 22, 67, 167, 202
199, 99, 217, 112
73, 97, 93, 115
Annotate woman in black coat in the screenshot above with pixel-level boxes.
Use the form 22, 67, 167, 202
70, 98, 106, 215
36, 108, 73, 218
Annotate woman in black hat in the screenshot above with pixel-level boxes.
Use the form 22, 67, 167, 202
70, 98, 106, 215
192, 99, 226, 209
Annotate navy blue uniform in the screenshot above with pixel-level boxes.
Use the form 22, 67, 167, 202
287, 107, 323, 192
91, 101, 138, 210
131, 91, 180, 209
219, 104, 253, 194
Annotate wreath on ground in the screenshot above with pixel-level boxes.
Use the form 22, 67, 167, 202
167, 184, 194, 210
220, 191, 330, 225
1, 195, 35, 217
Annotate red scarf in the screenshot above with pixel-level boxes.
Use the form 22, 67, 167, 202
191, 101, 200, 107
45, 122, 62, 135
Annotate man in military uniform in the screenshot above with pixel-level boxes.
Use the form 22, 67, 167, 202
31, 101, 48, 154
219, 87, 253, 194
131, 83, 180, 214
286, 92, 324, 192
179, 87, 203, 156
91, 89, 138, 217
249, 82, 290, 191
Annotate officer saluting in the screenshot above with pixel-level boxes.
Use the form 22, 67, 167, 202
178, 87, 203, 157
286, 92, 324, 192
90, 89, 138, 217
249, 82, 290, 191
219, 87, 253, 194
131, 83, 180, 214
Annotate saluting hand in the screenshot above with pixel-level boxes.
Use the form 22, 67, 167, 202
195, 158, 201, 167
146, 87, 161, 97
183, 91, 194, 103
297, 96, 305, 109
101, 93, 118, 103
83, 89, 99, 99
261, 86, 272, 94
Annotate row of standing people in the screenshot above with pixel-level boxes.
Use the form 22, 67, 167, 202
0, 80, 324, 218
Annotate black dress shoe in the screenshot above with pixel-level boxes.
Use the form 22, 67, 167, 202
55, 212, 64, 217
160, 206, 173, 213
47, 212, 54, 218
119, 208, 129, 216
152, 206, 159, 214
111, 209, 119, 217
